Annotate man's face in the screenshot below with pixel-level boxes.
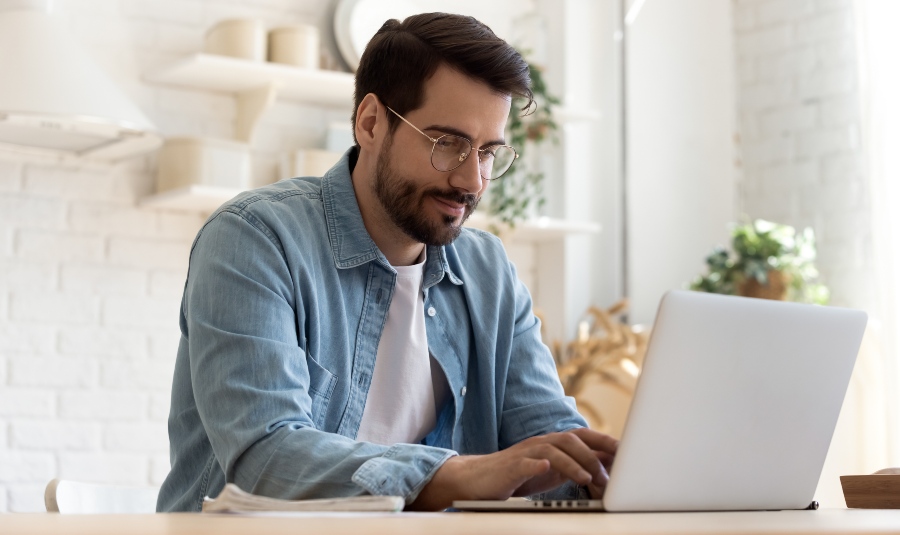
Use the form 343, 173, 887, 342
371, 64, 512, 247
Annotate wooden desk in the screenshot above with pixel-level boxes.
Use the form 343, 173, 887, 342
3, 510, 900, 535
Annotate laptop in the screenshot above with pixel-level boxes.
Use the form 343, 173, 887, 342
454, 290, 868, 512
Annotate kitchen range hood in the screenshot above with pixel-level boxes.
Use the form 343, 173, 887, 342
0, 6, 161, 160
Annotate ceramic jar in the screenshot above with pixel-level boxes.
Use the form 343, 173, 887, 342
267, 24, 320, 69
204, 19, 266, 61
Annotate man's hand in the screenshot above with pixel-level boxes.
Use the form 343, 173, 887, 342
409, 428, 618, 510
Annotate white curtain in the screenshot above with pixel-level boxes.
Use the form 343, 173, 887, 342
813, 0, 900, 507
856, 0, 900, 470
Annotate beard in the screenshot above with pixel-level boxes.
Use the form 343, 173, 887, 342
372, 137, 480, 247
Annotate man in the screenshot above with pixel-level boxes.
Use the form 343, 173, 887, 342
158, 12, 617, 512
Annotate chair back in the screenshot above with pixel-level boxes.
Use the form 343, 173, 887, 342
44, 479, 160, 514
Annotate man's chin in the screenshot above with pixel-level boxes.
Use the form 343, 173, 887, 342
442, 213, 464, 228
428, 218, 462, 247
416, 213, 467, 247
449, 206, 476, 227
443, 209, 474, 233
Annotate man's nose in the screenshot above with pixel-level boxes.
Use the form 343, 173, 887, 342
448, 151, 485, 194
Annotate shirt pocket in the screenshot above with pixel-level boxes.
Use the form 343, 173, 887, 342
306, 354, 337, 429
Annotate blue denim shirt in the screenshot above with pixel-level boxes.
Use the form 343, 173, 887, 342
157, 148, 588, 512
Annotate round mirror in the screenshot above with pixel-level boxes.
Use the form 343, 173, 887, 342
334, 0, 423, 71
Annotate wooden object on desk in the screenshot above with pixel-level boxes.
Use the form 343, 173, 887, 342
841, 473, 900, 509
4, 509, 900, 535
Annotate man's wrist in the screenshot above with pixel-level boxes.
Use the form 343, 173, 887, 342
408, 455, 469, 511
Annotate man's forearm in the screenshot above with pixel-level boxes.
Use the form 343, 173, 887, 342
231, 426, 456, 503
407, 456, 468, 511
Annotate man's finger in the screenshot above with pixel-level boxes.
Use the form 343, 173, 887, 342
593, 457, 610, 486
596, 450, 615, 470
540, 432, 604, 480
525, 443, 595, 486
587, 481, 607, 500
569, 427, 619, 455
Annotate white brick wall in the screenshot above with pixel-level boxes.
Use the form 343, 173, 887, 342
0, 0, 353, 512
11, 421, 102, 451
10, 357, 98, 388
0, 451, 55, 484
149, 454, 170, 486
0, 161, 22, 192
733, 0, 872, 310
15, 229, 106, 263
58, 328, 149, 359
0, 195, 67, 230
0, 389, 56, 418
734, 0, 875, 508
58, 452, 148, 485
8, 484, 49, 513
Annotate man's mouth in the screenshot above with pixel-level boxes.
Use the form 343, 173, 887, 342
432, 192, 477, 210
431, 193, 478, 220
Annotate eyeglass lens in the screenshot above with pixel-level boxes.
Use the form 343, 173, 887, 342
431, 135, 516, 180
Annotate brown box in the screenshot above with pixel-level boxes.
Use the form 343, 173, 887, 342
841, 475, 900, 509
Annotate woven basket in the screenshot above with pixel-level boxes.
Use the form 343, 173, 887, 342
737, 270, 790, 301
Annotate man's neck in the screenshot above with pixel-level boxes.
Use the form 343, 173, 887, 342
350, 148, 426, 267
382, 240, 426, 267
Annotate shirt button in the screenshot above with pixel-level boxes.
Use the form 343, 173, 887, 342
460, 386, 467, 396
427, 306, 436, 317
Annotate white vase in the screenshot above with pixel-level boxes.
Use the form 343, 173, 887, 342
204, 19, 267, 62
267, 24, 320, 69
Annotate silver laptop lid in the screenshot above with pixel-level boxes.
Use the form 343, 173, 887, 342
603, 290, 867, 512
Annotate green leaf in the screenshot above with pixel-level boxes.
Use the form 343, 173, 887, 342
689, 219, 828, 303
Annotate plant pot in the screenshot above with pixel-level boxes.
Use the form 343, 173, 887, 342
738, 270, 790, 301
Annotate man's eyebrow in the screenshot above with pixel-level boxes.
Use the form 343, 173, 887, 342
423, 124, 507, 147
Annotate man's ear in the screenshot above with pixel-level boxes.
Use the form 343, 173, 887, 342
354, 93, 383, 151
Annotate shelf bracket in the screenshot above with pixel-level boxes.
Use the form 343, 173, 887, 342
236, 82, 280, 143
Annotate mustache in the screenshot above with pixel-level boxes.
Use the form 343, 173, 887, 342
427, 189, 479, 209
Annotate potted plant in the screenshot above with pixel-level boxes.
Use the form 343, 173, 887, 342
486, 57, 559, 230
690, 219, 830, 304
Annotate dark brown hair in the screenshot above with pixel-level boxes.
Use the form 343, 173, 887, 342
352, 12, 533, 144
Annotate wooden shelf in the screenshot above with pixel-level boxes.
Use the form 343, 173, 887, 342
145, 53, 355, 108
139, 185, 600, 242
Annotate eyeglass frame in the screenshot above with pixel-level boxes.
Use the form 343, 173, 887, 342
385, 105, 519, 181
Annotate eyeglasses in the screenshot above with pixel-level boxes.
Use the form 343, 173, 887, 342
385, 106, 518, 181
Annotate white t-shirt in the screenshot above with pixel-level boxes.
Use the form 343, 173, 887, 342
356, 253, 447, 445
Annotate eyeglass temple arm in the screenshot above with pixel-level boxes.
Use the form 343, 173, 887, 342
386, 106, 439, 143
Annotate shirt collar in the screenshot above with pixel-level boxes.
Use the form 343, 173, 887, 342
321, 147, 463, 287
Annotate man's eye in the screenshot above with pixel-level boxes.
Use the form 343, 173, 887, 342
479, 148, 498, 160
436, 137, 467, 151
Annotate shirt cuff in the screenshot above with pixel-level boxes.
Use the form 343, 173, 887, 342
351, 443, 457, 504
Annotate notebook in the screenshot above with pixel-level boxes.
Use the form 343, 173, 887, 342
454, 290, 867, 512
